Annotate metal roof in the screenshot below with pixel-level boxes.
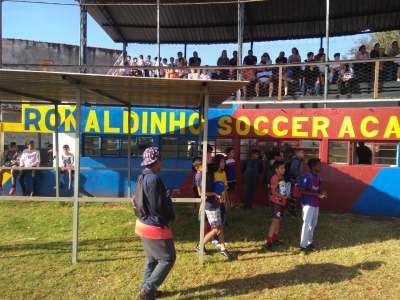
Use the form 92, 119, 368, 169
0, 69, 245, 108
85, 0, 400, 44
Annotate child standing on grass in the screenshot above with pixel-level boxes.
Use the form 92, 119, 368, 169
225, 147, 238, 208
299, 158, 327, 255
265, 161, 289, 251
193, 154, 233, 260
211, 154, 229, 247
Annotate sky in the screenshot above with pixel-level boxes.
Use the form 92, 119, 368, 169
2, 2, 366, 66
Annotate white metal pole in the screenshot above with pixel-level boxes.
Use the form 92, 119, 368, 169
127, 106, 131, 196
236, 1, 244, 100
72, 89, 81, 264
324, 0, 330, 102
54, 104, 60, 197
157, 0, 160, 77
199, 94, 209, 265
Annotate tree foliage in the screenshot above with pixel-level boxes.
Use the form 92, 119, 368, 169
345, 30, 400, 59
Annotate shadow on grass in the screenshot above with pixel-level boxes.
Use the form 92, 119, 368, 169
172, 261, 384, 299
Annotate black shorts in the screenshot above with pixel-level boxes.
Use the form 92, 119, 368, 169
227, 182, 236, 190
270, 201, 284, 219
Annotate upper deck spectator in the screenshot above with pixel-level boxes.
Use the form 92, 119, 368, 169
243, 50, 257, 65
387, 41, 399, 57
174, 52, 187, 66
189, 51, 201, 66
288, 47, 301, 64
217, 50, 230, 67
212, 69, 226, 80
329, 53, 342, 84
355, 45, 370, 60
370, 43, 380, 58
261, 53, 272, 64
144, 55, 153, 77
230, 51, 238, 66
200, 68, 212, 80
226, 69, 237, 80
275, 51, 288, 64
314, 48, 325, 61
176, 58, 187, 79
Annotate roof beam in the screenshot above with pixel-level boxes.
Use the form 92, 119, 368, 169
0, 87, 61, 104
86, 89, 130, 106
98, 6, 127, 42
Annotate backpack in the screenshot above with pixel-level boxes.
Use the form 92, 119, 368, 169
263, 164, 276, 186
283, 157, 300, 182
131, 174, 147, 219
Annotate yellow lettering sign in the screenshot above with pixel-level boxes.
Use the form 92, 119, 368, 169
383, 116, 400, 138
169, 112, 186, 134
218, 116, 232, 135
360, 116, 379, 138
338, 116, 355, 138
312, 116, 329, 138
292, 117, 309, 137
84, 110, 100, 132
236, 116, 250, 135
254, 116, 269, 136
272, 116, 288, 136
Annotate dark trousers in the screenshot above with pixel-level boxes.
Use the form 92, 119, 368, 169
243, 176, 258, 205
140, 237, 176, 294
18, 169, 38, 194
288, 177, 300, 212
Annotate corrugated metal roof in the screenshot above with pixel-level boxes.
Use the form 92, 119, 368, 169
0, 70, 245, 108
86, 0, 400, 44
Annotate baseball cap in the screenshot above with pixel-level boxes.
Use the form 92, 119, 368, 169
141, 147, 161, 166
379, 44, 385, 49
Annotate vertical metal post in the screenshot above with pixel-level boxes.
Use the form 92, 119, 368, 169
123, 42, 127, 62
157, 0, 161, 77
79, 0, 87, 74
324, 0, 330, 101
199, 93, 209, 265
72, 89, 82, 264
198, 108, 202, 154
236, 1, 244, 100
278, 66, 283, 101
250, 41, 253, 52
184, 44, 187, 65
373, 61, 379, 99
127, 106, 132, 197
54, 104, 60, 197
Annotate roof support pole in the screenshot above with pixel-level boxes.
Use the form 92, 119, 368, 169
127, 105, 131, 197
72, 88, 82, 264
199, 93, 209, 265
184, 44, 187, 65
157, 0, 160, 77
323, 0, 330, 104
236, 0, 245, 100
54, 104, 60, 198
123, 42, 127, 63
79, 0, 87, 74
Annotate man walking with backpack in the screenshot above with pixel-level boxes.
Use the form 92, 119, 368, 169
134, 147, 179, 300
284, 148, 305, 218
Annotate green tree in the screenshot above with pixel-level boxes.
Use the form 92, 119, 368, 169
346, 30, 400, 58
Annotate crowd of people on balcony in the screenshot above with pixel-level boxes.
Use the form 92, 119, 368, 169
118, 41, 400, 98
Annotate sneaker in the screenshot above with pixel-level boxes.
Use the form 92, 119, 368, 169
299, 247, 307, 256
138, 288, 156, 300
287, 210, 297, 218
220, 249, 233, 260
137, 289, 162, 299
397, 78, 400, 82
211, 240, 220, 247
30, 192, 35, 197
68, 185, 72, 190
9, 188, 16, 195
264, 242, 273, 252
196, 243, 209, 255
273, 239, 284, 246
306, 244, 318, 252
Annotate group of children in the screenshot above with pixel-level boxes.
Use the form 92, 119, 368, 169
192, 145, 327, 260
0, 141, 75, 195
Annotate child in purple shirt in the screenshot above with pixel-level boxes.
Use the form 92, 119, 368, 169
299, 158, 327, 255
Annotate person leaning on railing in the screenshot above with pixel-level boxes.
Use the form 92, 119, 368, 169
336, 63, 356, 99
241, 63, 257, 99
328, 53, 341, 84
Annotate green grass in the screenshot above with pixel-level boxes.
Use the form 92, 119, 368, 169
0, 201, 399, 300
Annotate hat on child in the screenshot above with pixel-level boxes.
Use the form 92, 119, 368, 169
141, 147, 161, 166
379, 44, 385, 49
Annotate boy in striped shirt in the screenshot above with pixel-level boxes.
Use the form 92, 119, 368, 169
299, 158, 327, 255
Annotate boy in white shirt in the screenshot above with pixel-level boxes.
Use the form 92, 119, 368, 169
18, 140, 41, 196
